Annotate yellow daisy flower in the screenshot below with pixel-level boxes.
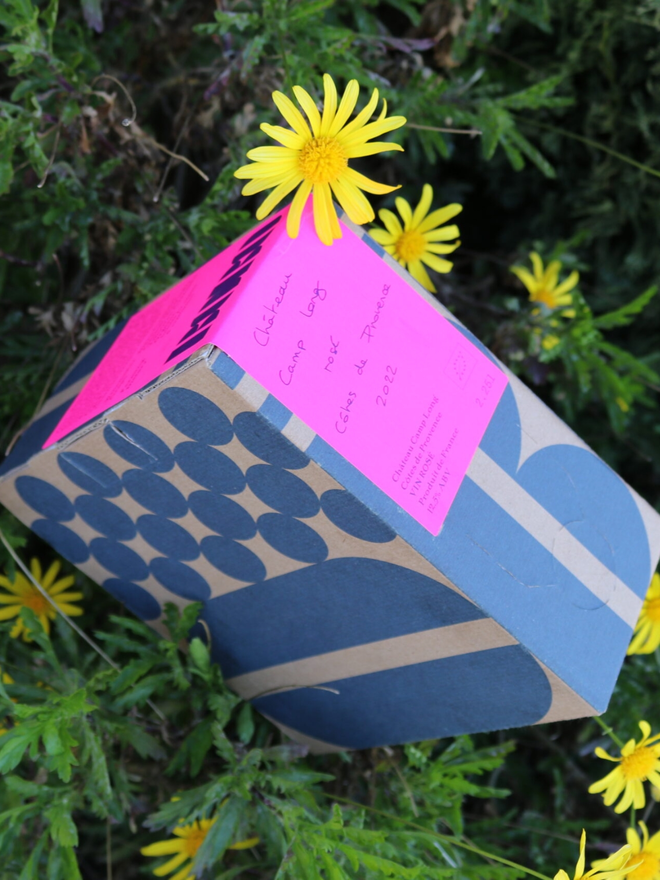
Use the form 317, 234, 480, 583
511, 252, 578, 313
588, 721, 660, 813
555, 830, 634, 880
369, 183, 462, 292
593, 823, 660, 880
0, 559, 83, 641
141, 817, 258, 880
628, 574, 660, 655
234, 73, 406, 246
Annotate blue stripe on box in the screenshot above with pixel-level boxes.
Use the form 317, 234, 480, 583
211, 351, 245, 389
436, 477, 631, 711
253, 644, 552, 749
259, 395, 292, 429
201, 557, 486, 679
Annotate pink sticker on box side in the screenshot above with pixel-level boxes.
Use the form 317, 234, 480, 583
211, 203, 508, 535
43, 211, 286, 447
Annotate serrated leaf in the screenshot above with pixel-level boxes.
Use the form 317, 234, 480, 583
123, 723, 166, 760
45, 802, 78, 847
166, 718, 213, 777
594, 286, 658, 329
236, 702, 255, 745
194, 797, 245, 872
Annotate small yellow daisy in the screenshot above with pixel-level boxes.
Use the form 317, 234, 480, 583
369, 183, 462, 292
555, 830, 634, 880
234, 73, 406, 246
511, 252, 578, 313
593, 823, 660, 880
141, 816, 258, 880
0, 559, 83, 641
628, 574, 660, 655
589, 721, 660, 813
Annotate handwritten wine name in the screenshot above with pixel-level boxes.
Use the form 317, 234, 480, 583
254, 273, 292, 347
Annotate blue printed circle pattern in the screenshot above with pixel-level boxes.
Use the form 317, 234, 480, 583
32, 519, 90, 564
175, 443, 245, 495
247, 465, 319, 517
321, 490, 395, 543
150, 558, 211, 601
137, 515, 199, 561
75, 495, 136, 541
58, 452, 122, 497
91, 538, 149, 581
258, 513, 328, 564
201, 535, 266, 583
122, 469, 188, 518
104, 421, 174, 472
104, 578, 161, 620
189, 491, 256, 540
233, 411, 309, 469
16, 476, 75, 521
159, 387, 234, 445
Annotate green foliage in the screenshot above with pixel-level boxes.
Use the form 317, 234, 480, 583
2, 0, 660, 877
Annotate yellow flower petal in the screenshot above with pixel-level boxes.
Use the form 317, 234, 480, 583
286, 179, 313, 239
0, 607, 21, 620
255, 173, 302, 220
327, 79, 360, 138
344, 140, 404, 159
408, 259, 435, 293
41, 561, 61, 590
141, 840, 184, 857
378, 208, 403, 238
422, 252, 454, 274
369, 228, 396, 246
342, 166, 399, 195
530, 252, 544, 283
153, 851, 189, 876
259, 123, 306, 150
336, 86, 379, 140
319, 73, 338, 137
417, 203, 463, 233
411, 184, 433, 229
394, 197, 413, 230
293, 85, 321, 137
272, 91, 312, 139
331, 177, 375, 226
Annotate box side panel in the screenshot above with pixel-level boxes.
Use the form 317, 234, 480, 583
210, 218, 656, 716
0, 351, 591, 750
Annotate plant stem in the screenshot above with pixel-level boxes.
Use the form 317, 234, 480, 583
516, 117, 660, 181
594, 716, 625, 749
325, 793, 553, 880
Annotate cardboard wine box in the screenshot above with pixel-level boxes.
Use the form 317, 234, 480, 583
0, 202, 658, 752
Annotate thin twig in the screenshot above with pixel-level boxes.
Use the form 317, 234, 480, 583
144, 135, 209, 183
106, 816, 113, 880
408, 122, 482, 136
37, 124, 61, 188
91, 74, 137, 127
0, 530, 168, 724
517, 116, 660, 180
153, 108, 195, 203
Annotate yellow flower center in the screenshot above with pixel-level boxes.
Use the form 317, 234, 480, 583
24, 586, 50, 616
629, 851, 660, 880
532, 288, 559, 309
621, 745, 659, 781
298, 136, 347, 184
645, 598, 660, 623
395, 229, 427, 263
183, 826, 208, 858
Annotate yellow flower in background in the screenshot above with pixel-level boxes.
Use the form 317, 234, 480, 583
628, 574, 660, 655
0, 559, 83, 641
234, 73, 406, 246
555, 830, 634, 880
511, 252, 578, 313
141, 816, 258, 880
592, 823, 660, 880
589, 721, 660, 813
0, 670, 14, 737
369, 184, 462, 292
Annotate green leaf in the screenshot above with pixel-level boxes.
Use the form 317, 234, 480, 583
166, 717, 214, 777
236, 702, 255, 745
194, 797, 245, 872
122, 723, 166, 760
593, 286, 658, 329
0, 729, 36, 773
189, 637, 211, 678
0, 160, 14, 194
45, 802, 78, 847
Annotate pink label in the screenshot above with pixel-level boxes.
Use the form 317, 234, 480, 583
44, 212, 285, 446
46, 202, 507, 535
213, 204, 508, 534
